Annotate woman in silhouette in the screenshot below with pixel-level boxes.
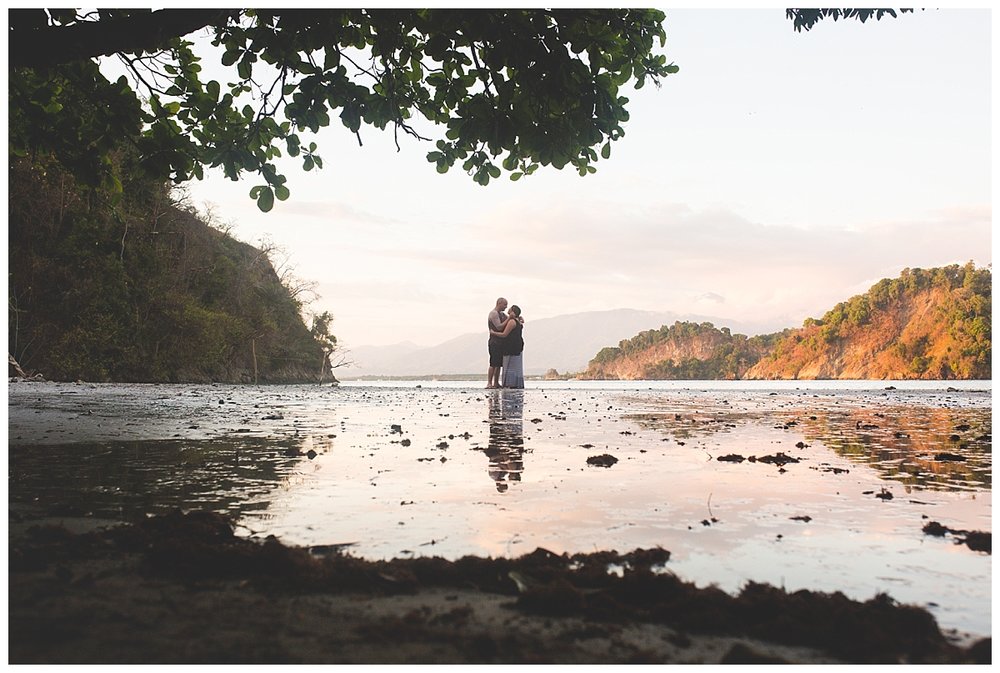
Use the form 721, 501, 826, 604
490, 305, 524, 389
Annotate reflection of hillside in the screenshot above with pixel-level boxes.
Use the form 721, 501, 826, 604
478, 391, 526, 493
776, 407, 991, 491
8, 436, 315, 523
622, 399, 990, 492
624, 409, 762, 441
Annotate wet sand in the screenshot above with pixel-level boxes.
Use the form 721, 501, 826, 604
7, 509, 986, 664
7, 380, 992, 663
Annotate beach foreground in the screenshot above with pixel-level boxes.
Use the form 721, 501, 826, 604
8, 509, 989, 664
8, 380, 991, 663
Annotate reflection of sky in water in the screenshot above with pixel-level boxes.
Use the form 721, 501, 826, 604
624, 396, 991, 491
8, 382, 991, 638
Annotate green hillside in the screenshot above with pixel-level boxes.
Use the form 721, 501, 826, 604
587, 321, 787, 380
8, 150, 334, 383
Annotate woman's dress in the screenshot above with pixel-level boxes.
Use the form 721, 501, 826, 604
501, 322, 524, 389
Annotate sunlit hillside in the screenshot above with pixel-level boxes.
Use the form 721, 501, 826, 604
584, 264, 990, 381
747, 264, 990, 380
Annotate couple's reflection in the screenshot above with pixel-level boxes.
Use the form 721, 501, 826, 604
483, 390, 525, 492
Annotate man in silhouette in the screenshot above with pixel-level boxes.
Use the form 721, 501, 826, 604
487, 297, 508, 389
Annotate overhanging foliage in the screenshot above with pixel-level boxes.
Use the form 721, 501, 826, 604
9, 9, 678, 211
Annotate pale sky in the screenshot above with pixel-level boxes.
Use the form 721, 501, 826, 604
181, 8, 993, 348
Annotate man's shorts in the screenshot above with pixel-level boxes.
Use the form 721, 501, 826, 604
488, 339, 504, 367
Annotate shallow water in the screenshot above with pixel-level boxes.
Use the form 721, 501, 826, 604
8, 380, 992, 639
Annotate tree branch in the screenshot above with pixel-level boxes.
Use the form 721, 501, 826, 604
9, 9, 235, 69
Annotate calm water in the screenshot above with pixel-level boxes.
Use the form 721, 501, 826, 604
8, 380, 992, 639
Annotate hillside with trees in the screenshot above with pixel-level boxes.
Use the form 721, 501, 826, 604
8, 150, 335, 383
584, 264, 991, 381
586, 322, 786, 380
746, 264, 990, 380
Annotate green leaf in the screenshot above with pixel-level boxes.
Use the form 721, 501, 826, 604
601, 142, 611, 160
275, 185, 290, 201
510, 172, 523, 181
256, 186, 275, 212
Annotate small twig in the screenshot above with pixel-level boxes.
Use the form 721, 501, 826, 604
707, 492, 714, 520
120, 218, 128, 261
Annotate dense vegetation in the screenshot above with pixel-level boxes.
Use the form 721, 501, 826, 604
586, 265, 991, 381
8, 149, 333, 383
764, 263, 991, 379
588, 321, 786, 380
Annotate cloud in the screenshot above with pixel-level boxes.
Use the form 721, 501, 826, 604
295, 185, 990, 346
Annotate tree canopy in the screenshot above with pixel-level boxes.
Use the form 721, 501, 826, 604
785, 8, 914, 32
9, 9, 678, 211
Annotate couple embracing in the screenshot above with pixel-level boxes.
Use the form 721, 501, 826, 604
486, 297, 525, 389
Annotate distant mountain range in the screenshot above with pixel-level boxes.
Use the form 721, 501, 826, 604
335, 309, 776, 378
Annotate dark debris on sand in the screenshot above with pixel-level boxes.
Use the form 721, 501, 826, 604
9, 510, 990, 664
922, 520, 992, 554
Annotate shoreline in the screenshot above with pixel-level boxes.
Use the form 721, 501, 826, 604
8, 381, 992, 662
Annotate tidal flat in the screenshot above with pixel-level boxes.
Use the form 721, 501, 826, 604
8, 380, 992, 662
